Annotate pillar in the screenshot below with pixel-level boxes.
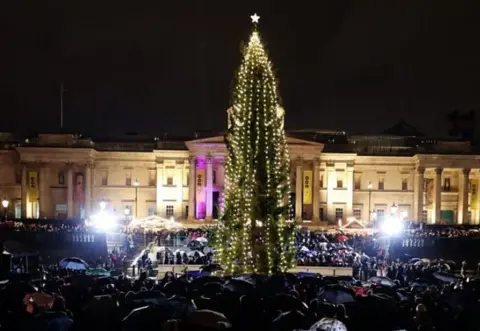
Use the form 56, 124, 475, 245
39, 165, 47, 218
295, 158, 303, 221
176, 160, 185, 219
205, 155, 213, 221
326, 163, 335, 222
21, 163, 27, 218
414, 166, 425, 222
187, 156, 196, 220
346, 163, 354, 217
67, 164, 74, 219
156, 159, 164, 216
312, 159, 320, 222
433, 168, 442, 224
458, 168, 470, 224
85, 163, 93, 218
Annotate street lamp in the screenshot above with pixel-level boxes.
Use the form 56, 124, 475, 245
368, 182, 373, 224
134, 179, 139, 218
99, 200, 106, 211
391, 203, 398, 215
124, 206, 130, 223
1, 198, 9, 221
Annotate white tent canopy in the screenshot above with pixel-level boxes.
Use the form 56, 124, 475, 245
127, 215, 184, 231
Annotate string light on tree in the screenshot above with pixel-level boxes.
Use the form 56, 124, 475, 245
215, 14, 295, 275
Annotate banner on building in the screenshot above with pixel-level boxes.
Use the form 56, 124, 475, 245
28, 171, 39, 201
196, 169, 205, 199
471, 179, 479, 209
303, 170, 312, 205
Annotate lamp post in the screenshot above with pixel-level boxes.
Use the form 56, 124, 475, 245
1, 198, 9, 221
134, 179, 139, 218
391, 203, 398, 215
368, 182, 372, 224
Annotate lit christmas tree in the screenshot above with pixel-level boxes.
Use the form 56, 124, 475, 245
215, 14, 295, 274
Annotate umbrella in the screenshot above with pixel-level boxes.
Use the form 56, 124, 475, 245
368, 276, 396, 287
337, 235, 349, 242
224, 278, 255, 293
86, 268, 111, 277
187, 250, 205, 257
199, 264, 223, 273
185, 309, 232, 329
191, 276, 223, 288
59, 257, 89, 270
126, 290, 166, 309
310, 318, 348, 331
433, 272, 458, 283
195, 237, 209, 243
318, 286, 355, 304
300, 246, 310, 252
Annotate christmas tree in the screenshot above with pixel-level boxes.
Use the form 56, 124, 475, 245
215, 14, 295, 274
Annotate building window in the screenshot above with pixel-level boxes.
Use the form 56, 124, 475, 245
166, 205, 174, 217
14, 201, 21, 219
185, 205, 189, 218
472, 183, 477, 196
58, 172, 65, 185
336, 179, 343, 189
378, 178, 384, 190
148, 206, 156, 216
167, 176, 174, 186
376, 209, 385, 221
335, 208, 343, 220
443, 178, 451, 192
354, 176, 361, 190
353, 209, 361, 220
149, 170, 156, 187
421, 210, 428, 222
319, 175, 324, 188
101, 171, 108, 186
319, 208, 324, 221
125, 172, 132, 186
402, 178, 408, 191
15, 168, 21, 184
213, 170, 217, 185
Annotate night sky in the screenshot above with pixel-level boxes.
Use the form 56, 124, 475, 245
2, 0, 480, 138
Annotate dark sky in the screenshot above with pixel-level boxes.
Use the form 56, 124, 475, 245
2, 0, 480, 138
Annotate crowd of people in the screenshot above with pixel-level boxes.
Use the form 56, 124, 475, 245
1, 259, 480, 331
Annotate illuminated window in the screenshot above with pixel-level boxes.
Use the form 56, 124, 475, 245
335, 208, 343, 220
353, 209, 361, 220
166, 205, 174, 217
125, 172, 132, 186
402, 178, 408, 191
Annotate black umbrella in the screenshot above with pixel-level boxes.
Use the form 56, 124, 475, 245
200, 264, 223, 273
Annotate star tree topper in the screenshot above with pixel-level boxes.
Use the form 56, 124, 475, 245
250, 13, 260, 24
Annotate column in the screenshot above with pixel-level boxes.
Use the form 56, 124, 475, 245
67, 164, 74, 219
346, 163, 354, 217
414, 167, 425, 222
326, 163, 335, 222
433, 168, 442, 224
176, 160, 184, 219
39, 165, 47, 218
295, 158, 303, 221
312, 159, 320, 222
187, 156, 196, 220
21, 163, 27, 218
458, 168, 470, 224
84, 163, 92, 218
156, 159, 164, 216
205, 155, 213, 221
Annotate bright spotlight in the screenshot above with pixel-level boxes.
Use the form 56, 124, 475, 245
90, 211, 117, 230
380, 217, 403, 236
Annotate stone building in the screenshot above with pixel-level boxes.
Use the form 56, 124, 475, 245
0, 127, 478, 225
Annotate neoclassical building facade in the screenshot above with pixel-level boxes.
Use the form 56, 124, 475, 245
0, 130, 479, 225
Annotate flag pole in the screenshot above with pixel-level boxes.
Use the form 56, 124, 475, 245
60, 83, 64, 129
